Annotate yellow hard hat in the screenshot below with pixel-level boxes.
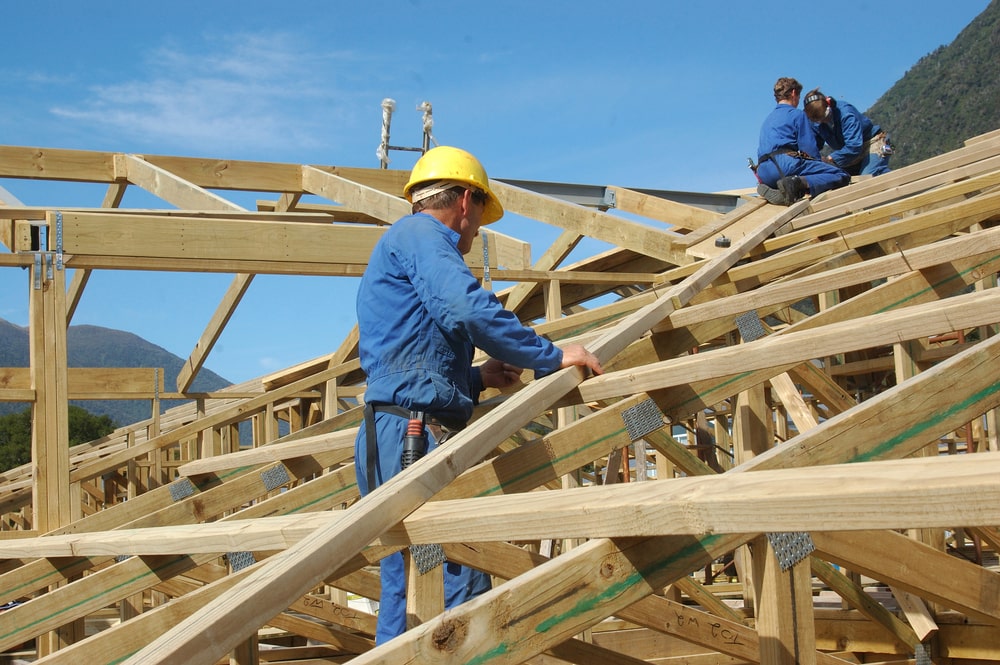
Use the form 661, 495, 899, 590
403, 146, 504, 224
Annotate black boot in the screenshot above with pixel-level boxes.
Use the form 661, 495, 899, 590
777, 176, 808, 203
757, 182, 788, 205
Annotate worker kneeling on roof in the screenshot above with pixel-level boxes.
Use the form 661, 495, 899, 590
353, 145, 602, 643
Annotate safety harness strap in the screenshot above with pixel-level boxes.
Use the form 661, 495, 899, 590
362, 403, 468, 492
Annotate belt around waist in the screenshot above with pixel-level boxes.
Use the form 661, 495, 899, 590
366, 403, 466, 432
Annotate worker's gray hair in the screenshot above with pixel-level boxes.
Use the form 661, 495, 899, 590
411, 180, 464, 213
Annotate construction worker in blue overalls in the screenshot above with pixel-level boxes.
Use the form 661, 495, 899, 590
353, 145, 603, 643
803, 88, 892, 177
754, 77, 850, 205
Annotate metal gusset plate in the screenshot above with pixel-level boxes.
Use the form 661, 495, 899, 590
260, 465, 291, 492
169, 477, 196, 502
621, 398, 666, 441
410, 543, 447, 575
735, 310, 767, 343
227, 551, 257, 572
766, 531, 815, 571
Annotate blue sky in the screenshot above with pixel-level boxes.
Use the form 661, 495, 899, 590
0, 0, 990, 385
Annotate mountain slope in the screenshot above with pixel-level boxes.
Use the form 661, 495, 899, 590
866, 0, 1000, 166
0, 318, 231, 426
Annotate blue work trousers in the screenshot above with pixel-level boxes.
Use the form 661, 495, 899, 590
354, 411, 492, 644
757, 153, 850, 195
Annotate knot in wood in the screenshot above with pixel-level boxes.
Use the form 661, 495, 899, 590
432, 617, 469, 652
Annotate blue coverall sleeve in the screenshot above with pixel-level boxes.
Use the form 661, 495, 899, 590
829, 107, 866, 167
795, 112, 822, 159
403, 225, 564, 377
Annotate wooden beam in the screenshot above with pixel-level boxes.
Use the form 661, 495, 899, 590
29, 259, 71, 534
491, 179, 693, 266
11, 454, 1000, 558
0, 367, 163, 399
577, 287, 1000, 403
813, 529, 1000, 626
608, 184, 720, 232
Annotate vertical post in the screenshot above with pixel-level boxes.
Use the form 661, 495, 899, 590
29, 254, 71, 532
30, 240, 78, 655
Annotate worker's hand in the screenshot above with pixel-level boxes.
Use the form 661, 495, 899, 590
480, 358, 524, 389
560, 344, 603, 375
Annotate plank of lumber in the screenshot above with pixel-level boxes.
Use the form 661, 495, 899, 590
490, 179, 693, 266
446, 540, 851, 665
0, 367, 163, 399
55, 210, 387, 263
124, 154, 245, 211
608, 184, 721, 232
340, 533, 745, 665
177, 429, 356, 476
577, 287, 1000, 402
0, 145, 116, 181
301, 164, 409, 223
813, 530, 1000, 626
12, 453, 1000, 558
811, 558, 921, 649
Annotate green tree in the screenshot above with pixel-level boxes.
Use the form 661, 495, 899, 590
0, 406, 117, 472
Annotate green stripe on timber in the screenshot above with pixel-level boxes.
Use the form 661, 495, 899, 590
5, 556, 99, 598
876, 254, 1000, 314
474, 426, 630, 498
673, 253, 1000, 415
0, 555, 186, 642
467, 535, 723, 665
675, 371, 756, 412
535, 534, 721, 634
851, 377, 1000, 462
285, 479, 358, 514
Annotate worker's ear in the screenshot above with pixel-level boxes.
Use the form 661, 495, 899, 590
458, 188, 474, 216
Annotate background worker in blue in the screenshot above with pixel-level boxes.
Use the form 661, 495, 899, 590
803, 88, 892, 177
755, 77, 850, 205
353, 145, 603, 644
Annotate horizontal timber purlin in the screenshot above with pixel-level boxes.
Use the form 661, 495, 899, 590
1, 131, 1000, 665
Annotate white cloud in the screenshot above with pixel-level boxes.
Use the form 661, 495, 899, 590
48, 31, 373, 157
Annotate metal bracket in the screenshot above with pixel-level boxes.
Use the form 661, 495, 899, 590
621, 398, 665, 441
54, 211, 64, 270
602, 187, 617, 209
168, 477, 196, 502
261, 465, 291, 492
410, 542, 447, 574
766, 531, 815, 571
915, 642, 932, 665
227, 551, 257, 572
481, 229, 491, 286
735, 310, 767, 342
